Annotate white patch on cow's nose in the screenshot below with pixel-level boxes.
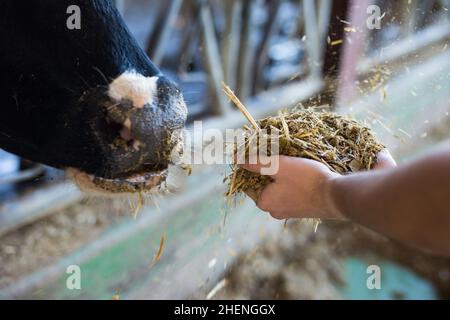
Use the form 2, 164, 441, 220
108, 71, 158, 108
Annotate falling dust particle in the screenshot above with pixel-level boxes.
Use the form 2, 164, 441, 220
330, 39, 343, 46
314, 219, 321, 233
132, 192, 144, 219
206, 279, 227, 300
376, 119, 395, 136
208, 258, 217, 269
112, 289, 120, 300
397, 128, 412, 138
344, 27, 356, 33
228, 248, 237, 257
380, 86, 388, 103
150, 234, 166, 267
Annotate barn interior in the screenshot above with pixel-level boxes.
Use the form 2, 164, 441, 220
1, 0, 450, 300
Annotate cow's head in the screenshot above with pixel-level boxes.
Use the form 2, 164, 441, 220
0, 0, 187, 193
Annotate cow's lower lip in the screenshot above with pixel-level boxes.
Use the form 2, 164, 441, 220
92, 170, 168, 193
67, 168, 168, 194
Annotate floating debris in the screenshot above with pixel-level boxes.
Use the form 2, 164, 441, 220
397, 128, 412, 139
150, 234, 166, 267
206, 279, 227, 300
112, 289, 121, 300
330, 39, 343, 46
363, 66, 391, 92
380, 86, 388, 103
132, 192, 144, 219
344, 27, 356, 33
314, 219, 321, 233
223, 82, 260, 130
208, 258, 217, 269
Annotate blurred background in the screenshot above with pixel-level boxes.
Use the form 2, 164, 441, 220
1, 0, 450, 299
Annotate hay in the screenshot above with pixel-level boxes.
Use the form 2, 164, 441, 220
223, 85, 384, 199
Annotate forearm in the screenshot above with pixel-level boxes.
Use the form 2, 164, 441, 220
330, 143, 450, 256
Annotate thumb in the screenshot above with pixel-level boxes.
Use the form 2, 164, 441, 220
373, 149, 397, 170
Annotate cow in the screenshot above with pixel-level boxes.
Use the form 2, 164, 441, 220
0, 0, 188, 194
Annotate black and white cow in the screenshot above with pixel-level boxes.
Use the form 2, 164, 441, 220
0, 0, 187, 193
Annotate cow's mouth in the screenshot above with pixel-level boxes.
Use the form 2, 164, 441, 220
67, 166, 169, 194
91, 167, 169, 193
67, 133, 186, 194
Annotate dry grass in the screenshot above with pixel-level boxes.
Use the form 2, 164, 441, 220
223, 85, 384, 199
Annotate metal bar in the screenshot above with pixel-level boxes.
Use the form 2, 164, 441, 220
146, 0, 183, 66
303, 0, 322, 79
357, 22, 450, 74
178, 1, 200, 74
199, 1, 230, 115
236, 1, 253, 101
252, 0, 282, 94
402, 0, 419, 37
221, 0, 243, 91
0, 183, 83, 237
317, 0, 333, 58
0, 165, 45, 185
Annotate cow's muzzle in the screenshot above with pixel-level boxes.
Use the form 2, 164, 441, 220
71, 75, 187, 193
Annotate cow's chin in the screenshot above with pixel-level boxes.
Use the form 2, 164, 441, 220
67, 167, 168, 195
67, 131, 186, 195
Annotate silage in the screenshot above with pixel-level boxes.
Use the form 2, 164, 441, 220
223, 84, 384, 199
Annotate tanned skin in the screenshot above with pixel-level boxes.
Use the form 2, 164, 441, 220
241, 141, 450, 257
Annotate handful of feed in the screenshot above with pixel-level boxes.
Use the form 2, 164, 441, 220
223, 84, 385, 199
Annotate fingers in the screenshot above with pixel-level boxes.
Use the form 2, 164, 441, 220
373, 149, 397, 170
239, 155, 280, 177
243, 182, 277, 213
253, 183, 281, 216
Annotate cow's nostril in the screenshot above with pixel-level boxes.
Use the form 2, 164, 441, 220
119, 118, 134, 142
106, 116, 141, 150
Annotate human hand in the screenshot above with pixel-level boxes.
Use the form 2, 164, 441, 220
241, 150, 396, 220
